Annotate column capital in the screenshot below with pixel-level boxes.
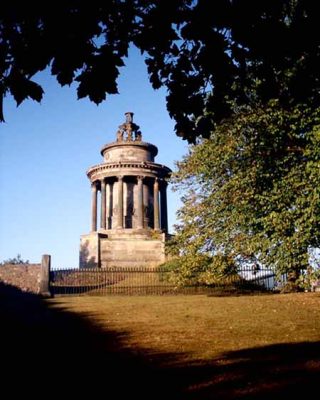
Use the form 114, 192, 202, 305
137, 175, 145, 181
117, 175, 124, 181
100, 178, 106, 187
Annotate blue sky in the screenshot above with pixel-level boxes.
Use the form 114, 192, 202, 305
0, 46, 188, 268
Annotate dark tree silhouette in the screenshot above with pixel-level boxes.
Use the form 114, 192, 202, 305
1, 1, 319, 142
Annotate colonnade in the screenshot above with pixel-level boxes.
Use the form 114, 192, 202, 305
91, 175, 168, 232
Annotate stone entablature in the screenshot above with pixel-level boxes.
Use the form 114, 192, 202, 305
87, 161, 171, 181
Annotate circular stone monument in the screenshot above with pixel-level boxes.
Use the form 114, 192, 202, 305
80, 112, 171, 268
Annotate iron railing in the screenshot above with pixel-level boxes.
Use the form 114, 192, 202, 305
50, 266, 279, 296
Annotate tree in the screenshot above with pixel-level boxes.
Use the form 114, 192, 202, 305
0, 254, 29, 265
169, 102, 320, 285
1, 1, 319, 142
0, 2, 136, 122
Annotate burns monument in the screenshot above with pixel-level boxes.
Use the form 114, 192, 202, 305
80, 112, 171, 268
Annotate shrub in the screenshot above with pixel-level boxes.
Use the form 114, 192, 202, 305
0, 254, 29, 265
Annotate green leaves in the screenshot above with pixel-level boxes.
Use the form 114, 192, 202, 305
169, 102, 320, 282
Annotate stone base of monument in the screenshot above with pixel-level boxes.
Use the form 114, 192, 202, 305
79, 230, 167, 268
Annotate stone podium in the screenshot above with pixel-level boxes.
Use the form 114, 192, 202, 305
80, 112, 171, 268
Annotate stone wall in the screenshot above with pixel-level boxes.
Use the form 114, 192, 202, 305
0, 263, 41, 293
0, 255, 51, 295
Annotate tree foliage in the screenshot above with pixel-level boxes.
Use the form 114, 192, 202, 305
1, 1, 319, 142
0, 2, 135, 122
169, 102, 320, 282
0, 254, 29, 265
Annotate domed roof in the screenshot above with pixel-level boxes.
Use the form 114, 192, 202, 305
100, 112, 158, 162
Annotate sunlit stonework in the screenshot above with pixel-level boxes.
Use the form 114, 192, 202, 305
80, 112, 171, 268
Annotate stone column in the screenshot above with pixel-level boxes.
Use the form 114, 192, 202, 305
100, 178, 106, 229
153, 178, 160, 230
106, 181, 111, 229
137, 176, 144, 229
117, 176, 124, 228
91, 182, 97, 232
40, 254, 51, 297
160, 180, 168, 232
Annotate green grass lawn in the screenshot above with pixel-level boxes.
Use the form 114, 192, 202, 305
1, 284, 320, 399
49, 293, 320, 362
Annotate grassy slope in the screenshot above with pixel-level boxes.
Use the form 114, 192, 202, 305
1, 284, 320, 399
49, 294, 320, 362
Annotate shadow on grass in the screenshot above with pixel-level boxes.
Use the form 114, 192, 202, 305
1, 282, 319, 399
177, 341, 320, 399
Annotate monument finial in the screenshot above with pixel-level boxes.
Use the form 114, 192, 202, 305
116, 112, 142, 142
125, 112, 134, 123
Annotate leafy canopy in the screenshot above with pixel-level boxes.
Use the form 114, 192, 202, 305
169, 102, 320, 281
1, 1, 319, 142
